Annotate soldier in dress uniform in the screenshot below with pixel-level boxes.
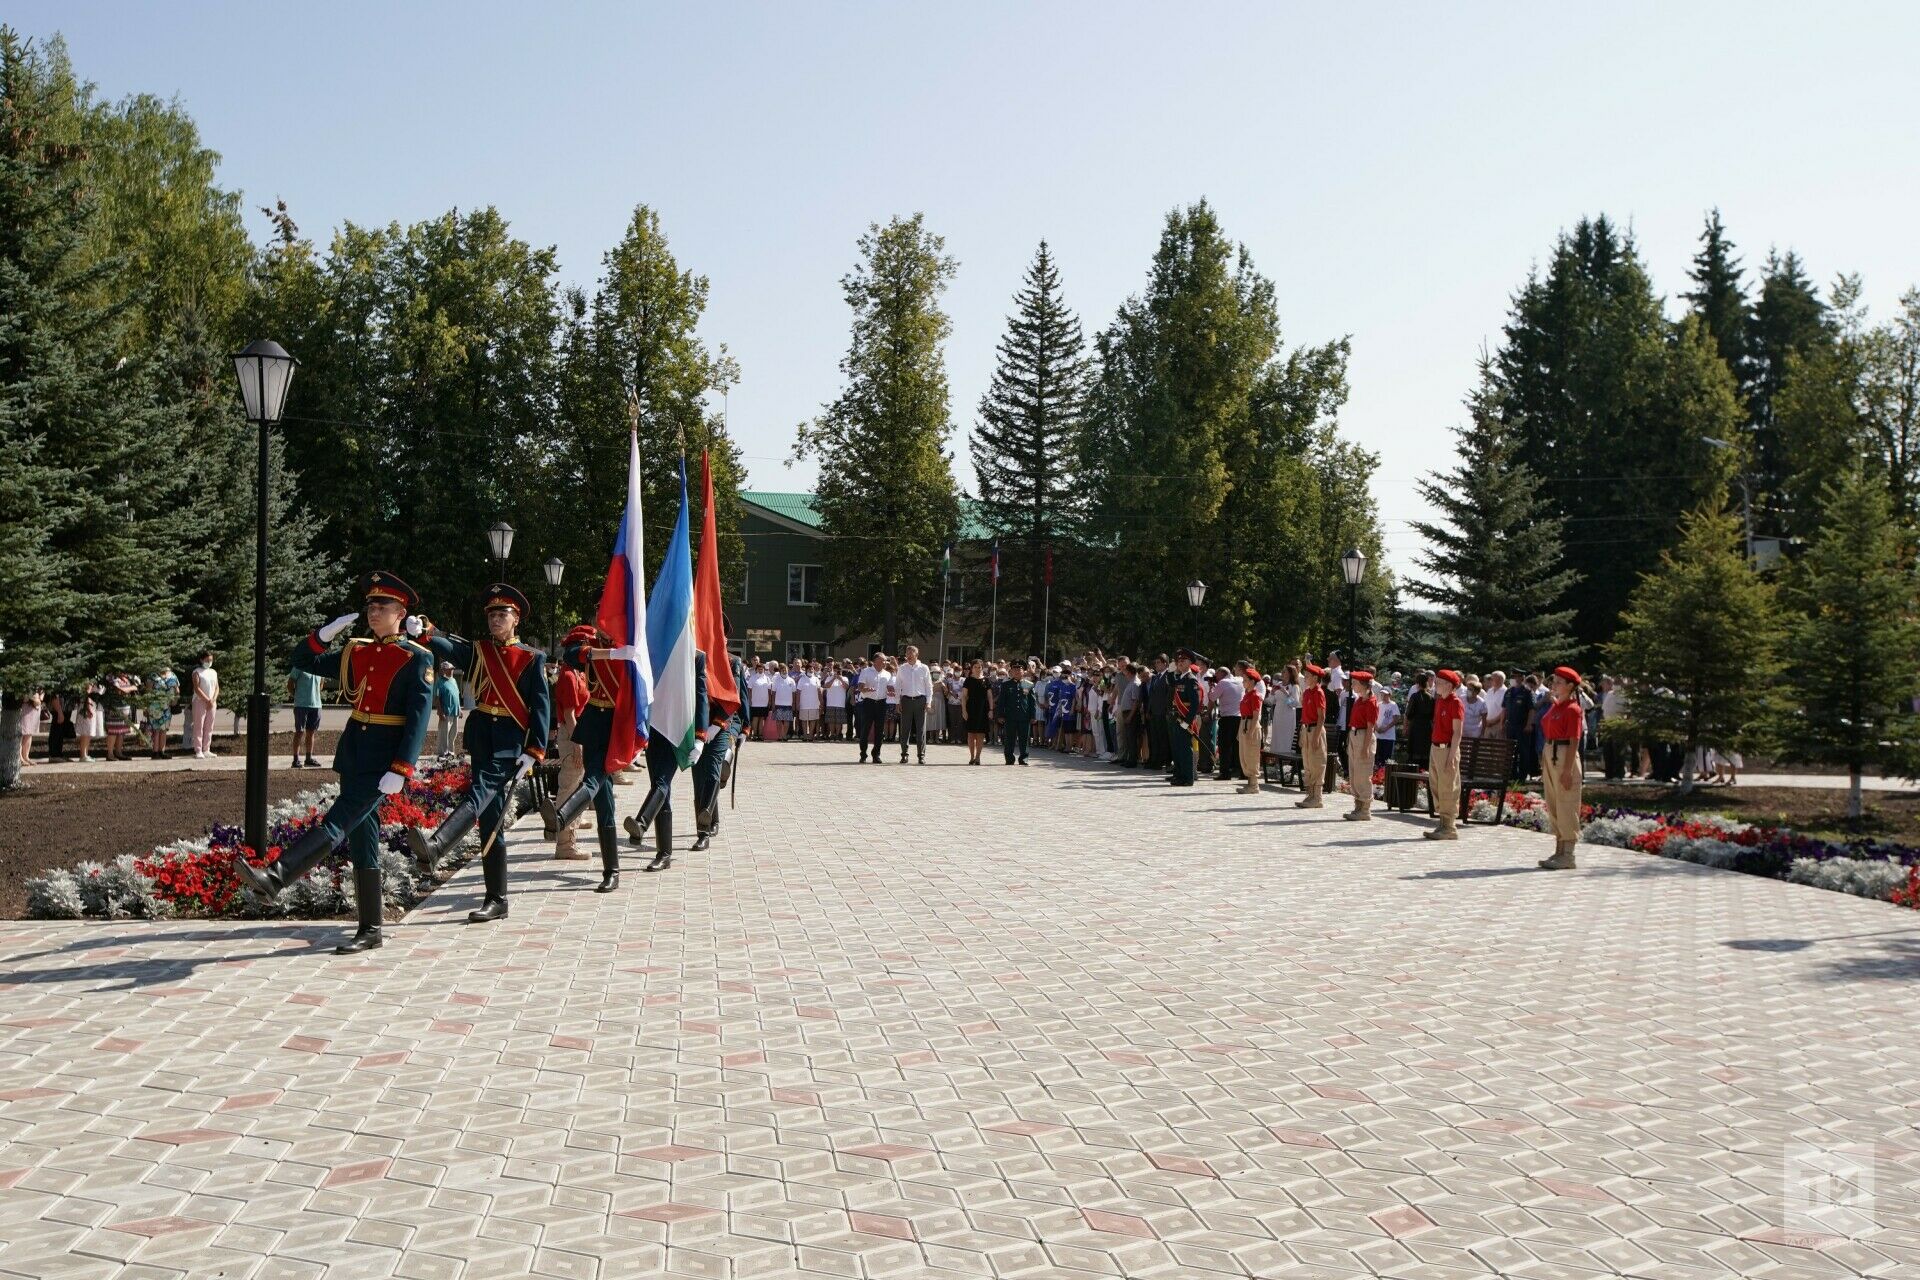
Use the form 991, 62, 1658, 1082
1167, 648, 1204, 788
1343, 669, 1378, 821
232, 571, 433, 954
690, 644, 748, 852
620, 650, 710, 873
539, 624, 628, 893
1294, 664, 1328, 809
1536, 666, 1586, 869
406, 583, 550, 923
1423, 669, 1466, 840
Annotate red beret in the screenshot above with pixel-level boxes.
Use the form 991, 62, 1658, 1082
1304, 663, 1326, 678
1553, 665, 1583, 686
1435, 669, 1462, 687
1351, 670, 1374, 683
563, 623, 599, 646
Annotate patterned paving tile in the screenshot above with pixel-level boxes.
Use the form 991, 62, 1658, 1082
3, 745, 1919, 1276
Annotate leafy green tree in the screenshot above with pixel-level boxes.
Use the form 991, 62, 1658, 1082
1409, 360, 1578, 670
551, 205, 743, 633
1683, 209, 1750, 381
1494, 216, 1737, 651
1779, 469, 1920, 817
970, 241, 1090, 658
1080, 201, 1379, 661
251, 207, 567, 629
1856, 287, 1920, 526
794, 214, 961, 651
1605, 500, 1783, 792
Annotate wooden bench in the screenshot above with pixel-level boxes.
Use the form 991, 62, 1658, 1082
1387, 735, 1518, 823
1261, 722, 1302, 787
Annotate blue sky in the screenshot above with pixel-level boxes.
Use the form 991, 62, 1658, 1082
19, 2, 1918, 579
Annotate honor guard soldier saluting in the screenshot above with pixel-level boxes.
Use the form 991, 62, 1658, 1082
1167, 648, 1204, 787
1343, 669, 1378, 821
1536, 666, 1586, 869
690, 639, 747, 852
1424, 669, 1467, 840
1295, 664, 1328, 809
540, 624, 629, 893
232, 571, 433, 954
407, 582, 550, 922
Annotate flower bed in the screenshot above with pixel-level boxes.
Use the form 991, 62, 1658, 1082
1475, 789, 1920, 907
25, 766, 477, 920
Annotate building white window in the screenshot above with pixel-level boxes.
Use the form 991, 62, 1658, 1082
787, 563, 822, 606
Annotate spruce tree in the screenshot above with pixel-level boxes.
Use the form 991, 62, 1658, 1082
1747, 250, 1834, 526
1494, 215, 1736, 651
0, 29, 197, 788
1605, 499, 1783, 792
1682, 209, 1749, 381
1780, 469, 1920, 817
794, 214, 961, 651
1409, 361, 1578, 670
970, 241, 1090, 659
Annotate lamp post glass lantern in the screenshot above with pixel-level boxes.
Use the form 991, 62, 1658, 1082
543, 557, 565, 653
230, 340, 297, 868
1186, 580, 1207, 608
487, 521, 516, 568
1340, 547, 1365, 659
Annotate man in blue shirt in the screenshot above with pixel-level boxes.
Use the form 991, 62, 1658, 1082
287, 665, 327, 769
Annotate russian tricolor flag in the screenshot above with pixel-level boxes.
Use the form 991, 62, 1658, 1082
646, 458, 699, 768
594, 428, 653, 773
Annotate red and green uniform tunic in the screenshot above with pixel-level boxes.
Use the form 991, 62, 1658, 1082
289, 630, 434, 868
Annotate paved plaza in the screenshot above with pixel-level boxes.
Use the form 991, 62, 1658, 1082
2, 747, 1919, 1279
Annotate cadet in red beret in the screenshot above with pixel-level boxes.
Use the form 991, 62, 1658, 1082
1537, 667, 1587, 869
1343, 670, 1378, 821
1295, 664, 1329, 809
1424, 670, 1467, 840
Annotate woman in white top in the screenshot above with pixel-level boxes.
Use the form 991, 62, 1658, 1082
1463, 681, 1488, 739
748, 665, 773, 739
823, 666, 849, 740
795, 666, 821, 738
1086, 676, 1109, 759
771, 663, 797, 726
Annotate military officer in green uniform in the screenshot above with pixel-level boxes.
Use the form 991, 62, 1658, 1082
407, 583, 551, 923
690, 647, 747, 852
1168, 647, 1204, 787
233, 571, 434, 954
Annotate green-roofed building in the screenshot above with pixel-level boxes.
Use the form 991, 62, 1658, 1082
734, 491, 997, 663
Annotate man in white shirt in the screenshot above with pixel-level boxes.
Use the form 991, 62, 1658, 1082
1212, 665, 1244, 781
856, 655, 889, 763
189, 650, 219, 759
893, 645, 934, 764
1481, 671, 1507, 741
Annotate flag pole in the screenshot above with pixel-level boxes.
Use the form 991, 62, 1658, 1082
937, 558, 950, 665
988, 541, 999, 661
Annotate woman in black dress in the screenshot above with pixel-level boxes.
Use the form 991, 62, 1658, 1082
962, 659, 991, 765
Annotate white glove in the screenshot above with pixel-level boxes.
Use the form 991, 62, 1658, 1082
318, 612, 359, 643
515, 753, 537, 774
689, 739, 704, 766
404, 614, 423, 638
378, 771, 406, 795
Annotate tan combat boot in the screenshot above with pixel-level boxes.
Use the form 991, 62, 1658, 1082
1538, 841, 1577, 870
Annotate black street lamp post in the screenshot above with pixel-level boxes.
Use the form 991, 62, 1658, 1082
487, 521, 515, 576
231, 340, 297, 864
543, 557, 565, 653
1340, 547, 1366, 659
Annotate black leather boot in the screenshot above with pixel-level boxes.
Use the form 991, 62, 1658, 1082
643, 812, 672, 872
233, 819, 335, 900
595, 823, 620, 893
407, 797, 477, 876
541, 780, 594, 839
690, 804, 715, 852
335, 866, 384, 954
466, 840, 509, 923
623, 813, 649, 848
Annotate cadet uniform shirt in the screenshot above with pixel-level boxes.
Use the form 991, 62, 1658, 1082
1431, 693, 1465, 744
1542, 698, 1584, 743
1300, 686, 1326, 727
1349, 694, 1379, 731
